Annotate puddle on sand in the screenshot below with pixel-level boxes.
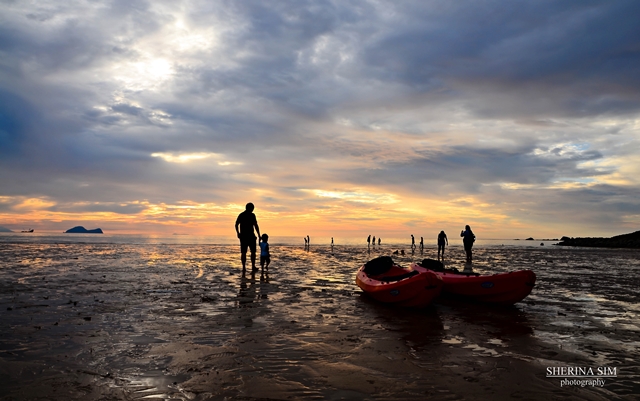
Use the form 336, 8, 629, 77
463, 343, 500, 357
115, 370, 195, 400
442, 336, 463, 345
487, 338, 506, 347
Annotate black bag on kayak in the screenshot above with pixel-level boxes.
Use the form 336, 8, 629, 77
421, 258, 444, 271
363, 256, 394, 276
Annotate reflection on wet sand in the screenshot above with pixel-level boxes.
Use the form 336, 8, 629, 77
0, 242, 638, 400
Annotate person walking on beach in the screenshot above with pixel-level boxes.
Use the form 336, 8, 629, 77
420, 237, 424, 250
437, 230, 448, 260
460, 225, 475, 263
378, 237, 381, 246
372, 236, 376, 246
235, 202, 261, 271
259, 233, 270, 272
367, 235, 371, 247
411, 234, 416, 249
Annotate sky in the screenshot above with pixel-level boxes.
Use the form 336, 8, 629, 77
1, 0, 640, 240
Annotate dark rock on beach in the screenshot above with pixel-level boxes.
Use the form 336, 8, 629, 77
556, 230, 640, 248
64, 226, 103, 234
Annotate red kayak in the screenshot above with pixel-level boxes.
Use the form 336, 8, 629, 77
356, 257, 443, 308
411, 259, 536, 305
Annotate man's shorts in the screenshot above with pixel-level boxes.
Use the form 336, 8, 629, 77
240, 235, 257, 254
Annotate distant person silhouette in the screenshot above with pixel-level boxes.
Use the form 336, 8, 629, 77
460, 225, 476, 263
372, 236, 376, 246
235, 202, 261, 272
367, 235, 371, 247
260, 233, 270, 272
411, 234, 415, 249
437, 230, 449, 260
378, 238, 381, 246
331, 237, 334, 246
420, 237, 424, 250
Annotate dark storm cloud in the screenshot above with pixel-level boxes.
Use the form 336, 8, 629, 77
0, 90, 35, 157
351, 1, 640, 124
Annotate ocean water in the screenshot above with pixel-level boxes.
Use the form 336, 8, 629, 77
0, 232, 561, 247
0, 233, 638, 399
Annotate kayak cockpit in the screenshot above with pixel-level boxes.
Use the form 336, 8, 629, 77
376, 269, 420, 283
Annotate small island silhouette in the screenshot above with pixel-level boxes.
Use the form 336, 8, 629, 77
64, 226, 103, 234
556, 230, 640, 248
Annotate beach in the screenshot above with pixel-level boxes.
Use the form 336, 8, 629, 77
0, 236, 638, 400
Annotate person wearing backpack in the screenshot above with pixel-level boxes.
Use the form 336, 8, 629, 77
460, 225, 476, 263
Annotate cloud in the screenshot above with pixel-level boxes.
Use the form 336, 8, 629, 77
0, 0, 639, 237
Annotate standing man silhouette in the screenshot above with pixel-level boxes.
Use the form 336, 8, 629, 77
235, 202, 261, 272
437, 230, 448, 260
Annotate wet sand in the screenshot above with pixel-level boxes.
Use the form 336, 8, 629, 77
0, 242, 638, 400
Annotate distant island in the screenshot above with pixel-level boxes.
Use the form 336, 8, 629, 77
556, 231, 640, 249
0, 226, 13, 232
64, 226, 103, 234
515, 237, 558, 241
